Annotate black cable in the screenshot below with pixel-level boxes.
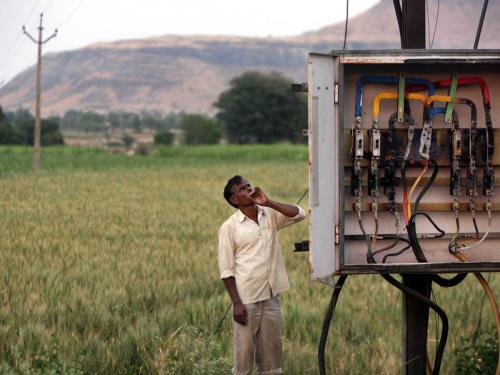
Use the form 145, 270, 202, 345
359, 218, 375, 264
473, 217, 479, 239
474, 0, 489, 49
412, 160, 438, 217
431, 273, 467, 287
213, 303, 232, 335
406, 160, 440, 262
407, 212, 445, 262
382, 242, 411, 263
381, 274, 448, 375
296, 189, 308, 205
343, 0, 349, 50
318, 275, 347, 375
392, 0, 404, 48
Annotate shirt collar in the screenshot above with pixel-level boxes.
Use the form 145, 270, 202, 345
237, 206, 265, 223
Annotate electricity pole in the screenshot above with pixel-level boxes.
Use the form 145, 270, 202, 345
23, 13, 57, 174
398, 1, 429, 374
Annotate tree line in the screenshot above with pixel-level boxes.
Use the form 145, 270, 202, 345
0, 71, 307, 146
0, 108, 63, 146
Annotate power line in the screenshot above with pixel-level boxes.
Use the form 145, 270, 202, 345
24, 0, 44, 26
0, 0, 43, 73
425, 0, 431, 48
474, 0, 490, 49
430, 0, 440, 48
41, 0, 58, 15
57, 0, 87, 29
343, 0, 349, 50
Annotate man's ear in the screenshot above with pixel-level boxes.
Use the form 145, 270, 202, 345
229, 194, 238, 207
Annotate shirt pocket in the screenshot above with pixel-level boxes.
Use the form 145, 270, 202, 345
234, 229, 261, 252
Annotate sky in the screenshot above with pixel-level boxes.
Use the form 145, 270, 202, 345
0, 0, 379, 85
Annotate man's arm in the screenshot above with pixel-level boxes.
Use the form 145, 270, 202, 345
222, 277, 247, 325
253, 187, 299, 217
218, 224, 247, 325
253, 187, 306, 230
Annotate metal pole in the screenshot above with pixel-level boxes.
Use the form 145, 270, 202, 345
23, 14, 57, 174
400, 1, 430, 374
34, 14, 43, 174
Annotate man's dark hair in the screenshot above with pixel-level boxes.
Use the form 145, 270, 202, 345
224, 175, 243, 208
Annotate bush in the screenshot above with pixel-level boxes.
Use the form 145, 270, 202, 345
455, 328, 498, 374
181, 114, 221, 145
122, 133, 135, 149
154, 130, 175, 146
135, 143, 152, 156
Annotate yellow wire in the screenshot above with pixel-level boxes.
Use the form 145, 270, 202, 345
425, 95, 452, 106
372, 92, 428, 119
407, 162, 428, 217
454, 252, 500, 375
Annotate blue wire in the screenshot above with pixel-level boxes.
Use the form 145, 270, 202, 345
354, 75, 436, 117
428, 106, 447, 119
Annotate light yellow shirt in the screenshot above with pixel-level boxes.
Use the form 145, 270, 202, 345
218, 205, 306, 304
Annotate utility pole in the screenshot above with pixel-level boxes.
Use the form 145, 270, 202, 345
398, 1, 429, 374
23, 13, 57, 174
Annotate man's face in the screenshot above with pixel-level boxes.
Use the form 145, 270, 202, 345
230, 178, 255, 208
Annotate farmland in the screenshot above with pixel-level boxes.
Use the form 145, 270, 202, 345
0, 145, 498, 374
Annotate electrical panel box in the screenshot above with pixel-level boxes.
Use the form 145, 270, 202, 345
308, 50, 500, 279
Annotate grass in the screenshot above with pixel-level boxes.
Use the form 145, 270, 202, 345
0, 144, 498, 374
0, 144, 308, 178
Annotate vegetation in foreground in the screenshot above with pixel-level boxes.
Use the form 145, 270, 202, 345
0, 145, 498, 374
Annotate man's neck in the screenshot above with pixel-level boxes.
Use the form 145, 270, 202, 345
240, 204, 258, 223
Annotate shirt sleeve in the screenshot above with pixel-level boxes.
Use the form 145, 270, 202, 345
271, 205, 306, 231
218, 223, 235, 279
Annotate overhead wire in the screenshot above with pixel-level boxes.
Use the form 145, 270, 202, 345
431, 0, 440, 48
41, 0, 58, 15
343, 0, 349, 50
426, 0, 431, 49
0, 0, 43, 73
57, 0, 88, 30
392, 0, 403, 48
474, 0, 490, 49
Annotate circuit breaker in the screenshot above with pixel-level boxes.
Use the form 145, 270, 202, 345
308, 50, 500, 279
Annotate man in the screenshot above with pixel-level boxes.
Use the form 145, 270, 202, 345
218, 175, 306, 375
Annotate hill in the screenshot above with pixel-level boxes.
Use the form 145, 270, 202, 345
0, 0, 499, 115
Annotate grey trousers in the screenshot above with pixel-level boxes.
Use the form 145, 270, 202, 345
232, 296, 283, 375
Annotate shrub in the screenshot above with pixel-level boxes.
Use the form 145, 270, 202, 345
135, 143, 152, 156
455, 328, 498, 374
122, 133, 135, 149
154, 130, 175, 146
181, 114, 221, 145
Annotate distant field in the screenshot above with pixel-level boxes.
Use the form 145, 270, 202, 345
0, 144, 308, 178
0, 145, 498, 374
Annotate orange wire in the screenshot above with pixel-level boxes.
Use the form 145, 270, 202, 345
407, 161, 429, 217
454, 252, 500, 375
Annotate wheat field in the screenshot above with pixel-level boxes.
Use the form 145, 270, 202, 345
0, 145, 498, 374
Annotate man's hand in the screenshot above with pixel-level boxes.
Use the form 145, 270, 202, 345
253, 187, 269, 206
233, 302, 247, 325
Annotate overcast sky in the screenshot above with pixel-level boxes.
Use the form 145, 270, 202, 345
0, 0, 378, 84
